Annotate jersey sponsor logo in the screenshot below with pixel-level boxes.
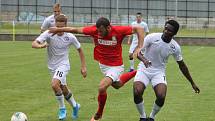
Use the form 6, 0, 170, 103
98, 38, 117, 45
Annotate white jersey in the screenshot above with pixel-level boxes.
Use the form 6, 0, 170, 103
141, 33, 182, 72
131, 21, 149, 43
36, 30, 81, 70
41, 15, 55, 30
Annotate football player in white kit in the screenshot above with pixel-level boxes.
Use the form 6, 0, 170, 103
133, 20, 200, 121
40, 3, 61, 33
32, 14, 87, 120
127, 12, 149, 72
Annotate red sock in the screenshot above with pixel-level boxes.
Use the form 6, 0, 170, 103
119, 70, 137, 85
96, 92, 107, 116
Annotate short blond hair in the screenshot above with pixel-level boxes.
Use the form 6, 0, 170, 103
53, 3, 61, 10
55, 14, 67, 24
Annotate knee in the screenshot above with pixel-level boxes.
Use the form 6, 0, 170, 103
98, 85, 107, 94
112, 86, 120, 89
51, 79, 60, 89
155, 93, 166, 107
64, 92, 72, 100
133, 87, 143, 104
111, 82, 121, 89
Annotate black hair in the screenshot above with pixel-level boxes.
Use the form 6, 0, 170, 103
165, 19, 180, 34
136, 12, 142, 16
96, 17, 110, 28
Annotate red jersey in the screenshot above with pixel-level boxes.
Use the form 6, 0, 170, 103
83, 25, 133, 66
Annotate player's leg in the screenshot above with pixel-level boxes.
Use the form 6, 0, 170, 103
51, 78, 66, 120
51, 65, 70, 120
91, 76, 112, 121
61, 85, 80, 119
133, 67, 149, 121
52, 78, 65, 108
112, 70, 137, 89
129, 52, 135, 72
149, 73, 167, 120
128, 43, 136, 72
103, 65, 136, 89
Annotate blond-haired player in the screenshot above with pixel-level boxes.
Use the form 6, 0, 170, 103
40, 3, 62, 33
32, 14, 87, 120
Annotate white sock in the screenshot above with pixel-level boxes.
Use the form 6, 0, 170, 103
129, 59, 134, 69
66, 95, 77, 108
136, 102, 147, 118
149, 103, 161, 119
56, 95, 65, 109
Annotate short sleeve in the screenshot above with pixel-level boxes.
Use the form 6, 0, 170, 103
172, 44, 183, 61
83, 26, 97, 36
41, 18, 49, 30
144, 23, 149, 33
117, 26, 133, 35
36, 30, 50, 43
68, 33, 81, 49
141, 34, 152, 51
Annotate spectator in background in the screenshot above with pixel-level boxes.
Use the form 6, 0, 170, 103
127, 12, 149, 72
40, 3, 62, 33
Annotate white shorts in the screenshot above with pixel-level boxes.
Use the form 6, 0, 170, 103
50, 65, 70, 85
129, 41, 138, 53
134, 63, 167, 87
99, 63, 124, 82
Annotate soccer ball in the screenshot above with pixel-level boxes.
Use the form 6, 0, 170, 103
11, 112, 28, 121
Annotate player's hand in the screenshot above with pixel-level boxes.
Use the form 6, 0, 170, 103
127, 40, 131, 45
81, 66, 87, 78
137, 51, 151, 68
40, 42, 48, 48
48, 27, 58, 36
191, 83, 200, 93
133, 47, 142, 59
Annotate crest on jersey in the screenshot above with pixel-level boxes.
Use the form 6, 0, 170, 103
64, 36, 69, 41
112, 36, 117, 41
170, 44, 176, 52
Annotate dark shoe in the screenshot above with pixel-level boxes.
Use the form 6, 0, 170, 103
90, 113, 102, 121
148, 118, 154, 121
128, 68, 134, 72
139, 118, 147, 121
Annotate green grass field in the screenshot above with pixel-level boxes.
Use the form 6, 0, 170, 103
0, 41, 214, 121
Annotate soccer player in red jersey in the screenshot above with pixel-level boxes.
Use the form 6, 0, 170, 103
49, 17, 145, 121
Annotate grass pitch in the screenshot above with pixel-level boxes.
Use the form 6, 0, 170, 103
0, 41, 214, 121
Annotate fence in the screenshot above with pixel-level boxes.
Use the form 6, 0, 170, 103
0, 0, 215, 37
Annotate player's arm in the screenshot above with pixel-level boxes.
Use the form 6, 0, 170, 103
127, 35, 132, 45
49, 27, 84, 34
32, 40, 48, 49
40, 28, 46, 33
132, 26, 144, 48
137, 50, 151, 68
77, 48, 87, 78
132, 26, 145, 58
40, 19, 48, 33
177, 60, 200, 93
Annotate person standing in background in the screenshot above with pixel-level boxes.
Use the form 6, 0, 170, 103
127, 12, 149, 72
40, 3, 62, 33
